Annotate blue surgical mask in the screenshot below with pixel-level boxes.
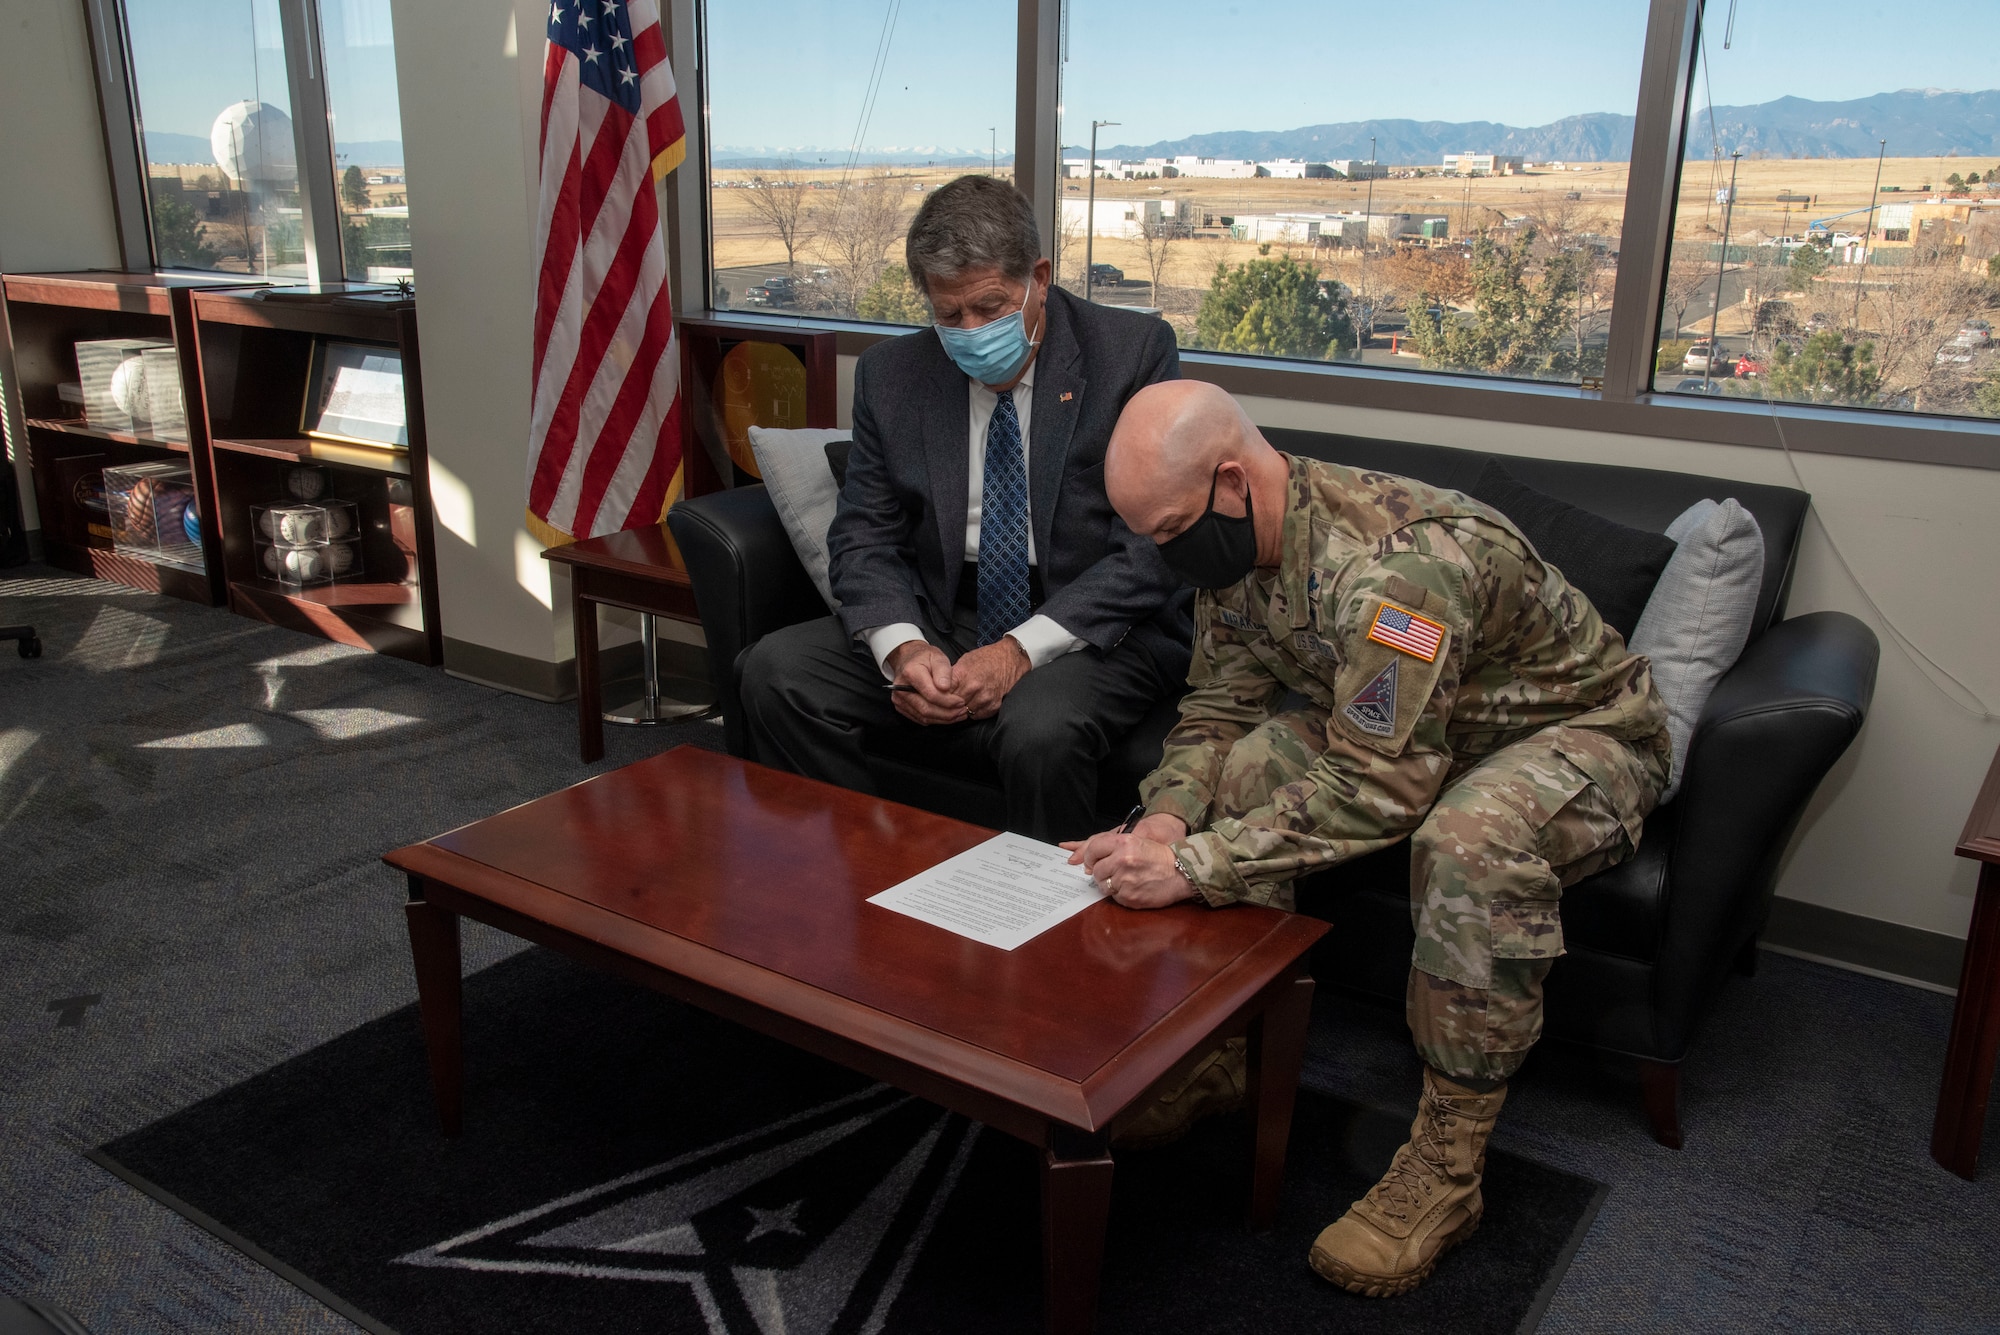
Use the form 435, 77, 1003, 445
935, 289, 1039, 386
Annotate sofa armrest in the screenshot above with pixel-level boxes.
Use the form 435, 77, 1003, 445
1652, 610, 1880, 1048
667, 486, 827, 757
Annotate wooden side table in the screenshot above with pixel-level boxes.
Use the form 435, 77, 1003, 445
542, 525, 708, 763
1931, 741, 2000, 1179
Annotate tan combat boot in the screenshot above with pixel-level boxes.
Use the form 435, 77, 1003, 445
1112, 1037, 1248, 1150
1307, 1067, 1506, 1297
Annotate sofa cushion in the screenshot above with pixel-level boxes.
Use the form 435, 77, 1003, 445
747, 425, 852, 611
1263, 428, 1808, 641
1468, 460, 1677, 640
1631, 499, 1765, 800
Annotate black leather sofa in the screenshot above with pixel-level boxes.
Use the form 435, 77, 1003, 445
668, 425, 1880, 1147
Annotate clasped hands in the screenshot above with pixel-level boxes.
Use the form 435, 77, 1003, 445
1062, 813, 1198, 909
886, 638, 1029, 725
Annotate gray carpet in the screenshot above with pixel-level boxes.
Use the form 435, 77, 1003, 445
4, 563, 1999, 1333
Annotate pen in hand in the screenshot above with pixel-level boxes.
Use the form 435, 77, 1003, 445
1118, 804, 1145, 834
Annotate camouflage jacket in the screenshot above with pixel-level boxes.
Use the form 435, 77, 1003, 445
1139, 453, 1669, 907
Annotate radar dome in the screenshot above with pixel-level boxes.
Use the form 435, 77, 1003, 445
211, 101, 296, 185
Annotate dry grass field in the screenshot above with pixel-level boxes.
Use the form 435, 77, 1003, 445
709, 155, 1998, 290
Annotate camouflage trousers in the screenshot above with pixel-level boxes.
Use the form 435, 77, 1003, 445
1215, 708, 1669, 1083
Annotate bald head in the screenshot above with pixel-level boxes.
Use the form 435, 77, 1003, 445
1106, 381, 1283, 556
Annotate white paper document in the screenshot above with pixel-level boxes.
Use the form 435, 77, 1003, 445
867, 831, 1108, 950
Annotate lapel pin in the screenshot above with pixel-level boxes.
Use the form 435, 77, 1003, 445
1060, 391, 1073, 403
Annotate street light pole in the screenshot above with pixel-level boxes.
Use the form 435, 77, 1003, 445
1852, 138, 1887, 330
1702, 150, 1743, 392
1085, 119, 1118, 302
1360, 135, 1376, 339
989, 127, 996, 177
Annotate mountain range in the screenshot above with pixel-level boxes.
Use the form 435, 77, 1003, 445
144, 131, 404, 167
1086, 88, 2000, 164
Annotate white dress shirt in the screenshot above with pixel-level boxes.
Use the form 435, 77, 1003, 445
861, 359, 1087, 676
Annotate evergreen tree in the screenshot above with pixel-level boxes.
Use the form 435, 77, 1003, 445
1787, 243, 1830, 290
1402, 230, 1580, 377
341, 165, 371, 213
1763, 329, 1880, 406
1191, 254, 1354, 360
149, 192, 219, 269
856, 264, 930, 325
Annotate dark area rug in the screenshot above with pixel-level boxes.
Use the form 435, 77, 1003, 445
93, 948, 1603, 1335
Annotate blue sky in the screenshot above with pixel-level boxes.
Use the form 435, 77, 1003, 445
707, 0, 2000, 154
122, 0, 1999, 163
125, 0, 402, 149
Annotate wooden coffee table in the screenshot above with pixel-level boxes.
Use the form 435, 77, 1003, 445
384, 747, 1327, 1334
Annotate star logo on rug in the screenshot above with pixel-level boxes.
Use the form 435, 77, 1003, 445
395, 1086, 979, 1335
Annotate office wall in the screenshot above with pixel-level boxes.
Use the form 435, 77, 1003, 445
388, 0, 576, 680
0, 2, 125, 530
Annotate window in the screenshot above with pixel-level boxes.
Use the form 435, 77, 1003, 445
1657, 4, 2000, 419
125, 0, 303, 276
320, 0, 412, 281
1056, 0, 1650, 386
701, 0, 1015, 322
120, 0, 413, 282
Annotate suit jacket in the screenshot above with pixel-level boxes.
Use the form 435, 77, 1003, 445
826, 286, 1192, 679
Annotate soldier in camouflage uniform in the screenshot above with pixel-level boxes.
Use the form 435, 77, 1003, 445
1066, 381, 1669, 1298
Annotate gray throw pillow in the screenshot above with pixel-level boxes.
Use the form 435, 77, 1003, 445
1629, 498, 1765, 802
747, 425, 852, 612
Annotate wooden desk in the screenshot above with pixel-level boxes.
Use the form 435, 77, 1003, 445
541, 525, 699, 761
1931, 741, 2000, 1179
385, 747, 1327, 1334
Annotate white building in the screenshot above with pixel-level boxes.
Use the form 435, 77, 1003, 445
1156, 156, 1258, 179
1225, 210, 1448, 245
1329, 159, 1388, 180
1442, 152, 1525, 176
1060, 158, 1133, 179
1060, 196, 1183, 240
1257, 159, 1310, 179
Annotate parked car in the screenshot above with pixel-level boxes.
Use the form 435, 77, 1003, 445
1682, 342, 1730, 374
1954, 319, 1992, 348
1088, 263, 1124, 286
1672, 377, 1724, 395
1735, 354, 1766, 378
743, 282, 795, 308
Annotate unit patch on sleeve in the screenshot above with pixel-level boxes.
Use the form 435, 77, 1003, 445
1341, 659, 1398, 737
1367, 601, 1446, 662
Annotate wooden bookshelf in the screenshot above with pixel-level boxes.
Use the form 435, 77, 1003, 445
3, 272, 443, 665
187, 287, 442, 665
2, 269, 258, 604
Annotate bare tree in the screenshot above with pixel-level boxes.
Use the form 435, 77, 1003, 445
1660, 254, 1708, 339
813, 173, 909, 316
740, 160, 815, 276
1135, 213, 1182, 308
1054, 201, 1087, 296
1856, 238, 1997, 411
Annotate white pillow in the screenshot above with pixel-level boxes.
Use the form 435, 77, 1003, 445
1629, 498, 1766, 802
747, 425, 851, 612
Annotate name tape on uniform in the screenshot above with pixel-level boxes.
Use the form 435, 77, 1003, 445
1367, 601, 1445, 662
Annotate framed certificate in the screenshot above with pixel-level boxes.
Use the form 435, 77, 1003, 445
303, 340, 409, 449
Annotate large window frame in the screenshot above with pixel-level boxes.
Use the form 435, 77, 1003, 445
83, 0, 363, 286
658, 0, 2000, 471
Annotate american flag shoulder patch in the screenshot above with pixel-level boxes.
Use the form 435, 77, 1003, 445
1366, 601, 1446, 662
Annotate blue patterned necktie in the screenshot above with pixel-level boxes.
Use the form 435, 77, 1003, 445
976, 389, 1031, 647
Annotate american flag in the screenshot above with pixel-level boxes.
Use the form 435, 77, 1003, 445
1367, 602, 1446, 661
525, 0, 687, 548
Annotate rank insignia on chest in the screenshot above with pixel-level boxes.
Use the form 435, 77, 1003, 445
1295, 631, 1339, 661
1215, 607, 1254, 631
1367, 601, 1446, 662
1342, 659, 1398, 737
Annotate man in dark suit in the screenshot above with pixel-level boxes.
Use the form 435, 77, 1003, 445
740, 175, 1189, 841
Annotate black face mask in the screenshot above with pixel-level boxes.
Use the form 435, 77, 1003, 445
1157, 464, 1258, 589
